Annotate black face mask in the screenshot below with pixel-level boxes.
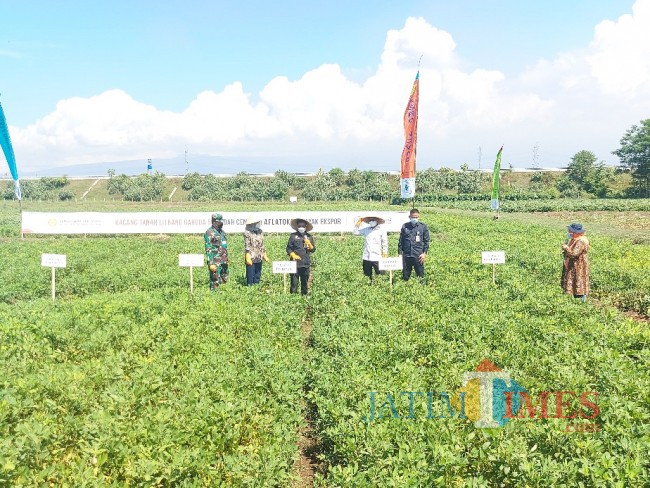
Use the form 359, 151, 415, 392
215, 222, 223, 230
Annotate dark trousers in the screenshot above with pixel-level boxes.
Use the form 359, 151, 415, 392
402, 256, 424, 281
209, 263, 229, 290
362, 260, 383, 280
290, 266, 310, 295
246, 262, 262, 285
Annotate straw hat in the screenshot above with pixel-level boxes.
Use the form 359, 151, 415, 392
246, 215, 262, 225
290, 218, 314, 232
362, 216, 385, 225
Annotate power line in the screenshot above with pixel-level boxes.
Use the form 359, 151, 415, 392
532, 143, 540, 169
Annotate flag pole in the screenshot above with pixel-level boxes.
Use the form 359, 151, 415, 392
412, 54, 422, 212
399, 59, 421, 209
19, 197, 23, 239
0, 94, 22, 236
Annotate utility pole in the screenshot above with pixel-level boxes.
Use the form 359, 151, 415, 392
185, 145, 189, 175
532, 143, 540, 169
478, 146, 482, 170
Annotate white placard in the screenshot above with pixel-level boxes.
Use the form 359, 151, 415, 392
178, 254, 205, 267
289, 196, 298, 203
481, 251, 506, 264
272, 261, 297, 274
378, 257, 403, 271
41, 253, 67, 268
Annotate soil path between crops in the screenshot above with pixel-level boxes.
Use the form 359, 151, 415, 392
292, 317, 323, 487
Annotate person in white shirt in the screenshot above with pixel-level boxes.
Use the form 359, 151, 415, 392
353, 216, 388, 283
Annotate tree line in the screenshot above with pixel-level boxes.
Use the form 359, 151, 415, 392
4, 119, 649, 201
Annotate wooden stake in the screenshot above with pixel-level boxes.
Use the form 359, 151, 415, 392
19, 198, 24, 239
283, 273, 287, 293
189, 266, 194, 293
492, 263, 496, 285
51, 267, 56, 301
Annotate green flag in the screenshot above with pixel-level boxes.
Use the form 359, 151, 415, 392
490, 146, 503, 210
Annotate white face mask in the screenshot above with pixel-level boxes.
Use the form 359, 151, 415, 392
369, 220, 377, 227
410, 217, 419, 224
254, 223, 261, 230
297, 227, 306, 234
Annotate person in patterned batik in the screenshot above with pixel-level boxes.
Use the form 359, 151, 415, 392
243, 216, 269, 286
561, 223, 590, 301
204, 213, 229, 290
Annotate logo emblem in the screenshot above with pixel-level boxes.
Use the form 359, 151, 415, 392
456, 359, 526, 428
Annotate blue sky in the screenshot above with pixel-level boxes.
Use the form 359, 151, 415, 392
1, 0, 649, 174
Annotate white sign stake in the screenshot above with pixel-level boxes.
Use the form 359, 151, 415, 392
41, 254, 67, 301
481, 251, 506, 285
179, 254, 205, 293
379, 257, 403, 288
273, 261, 297, 293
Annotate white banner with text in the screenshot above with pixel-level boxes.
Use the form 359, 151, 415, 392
22, 211, 410, 235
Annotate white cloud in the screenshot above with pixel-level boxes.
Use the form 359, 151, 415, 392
381, 16, 457, 70
587, 0, 650, 96
260, 64, 368, 139
10, 1, 650, 172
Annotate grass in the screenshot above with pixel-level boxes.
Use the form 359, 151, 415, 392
0, 202, 648, 485
419, 207, 650, 244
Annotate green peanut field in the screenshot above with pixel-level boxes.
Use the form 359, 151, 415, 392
0, 200, 648, 487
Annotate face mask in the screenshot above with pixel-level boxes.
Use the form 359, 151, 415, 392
369, 220, 377, 227
410, 217, 419, 224
216, 222, 223, 230
297, 227, 306, 234
254, 223, 260, 230
566, 233, 572, 240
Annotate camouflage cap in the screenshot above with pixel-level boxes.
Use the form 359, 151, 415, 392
211, 213, 223, 221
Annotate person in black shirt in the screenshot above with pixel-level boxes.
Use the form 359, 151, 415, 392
286, 218, 316, 295
398, 208, 430, 282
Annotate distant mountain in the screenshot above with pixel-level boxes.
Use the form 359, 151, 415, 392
21, 154, 293, 177
21, 153, 398, 177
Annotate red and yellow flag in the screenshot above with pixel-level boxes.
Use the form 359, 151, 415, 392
400, 71, 419, 199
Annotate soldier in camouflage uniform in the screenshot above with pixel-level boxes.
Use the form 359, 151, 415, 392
204, 213, 229, 290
